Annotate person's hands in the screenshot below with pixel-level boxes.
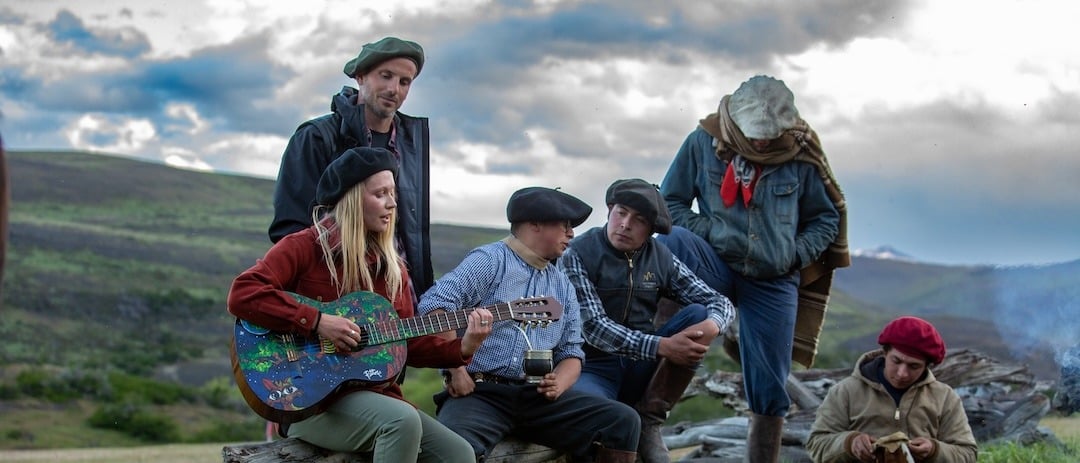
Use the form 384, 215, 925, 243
657, 320, 719, 366
445, 366, 475, 397
460, 308, 493, 357
536, 372, 571, 401
908, 437, 935, 460
849, 432, 877, 463
316, 313, 364, 352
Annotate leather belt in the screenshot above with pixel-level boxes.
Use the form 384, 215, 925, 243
471, 372, 526, 385
442, 371, 528, 385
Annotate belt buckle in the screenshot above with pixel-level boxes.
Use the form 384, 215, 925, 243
472, 372, 486, 383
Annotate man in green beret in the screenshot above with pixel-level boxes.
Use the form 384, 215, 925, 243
270, 36, 436, 297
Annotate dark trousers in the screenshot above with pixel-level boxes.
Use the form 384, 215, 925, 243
657, 226, 799, 417
434, 383, 640, 461
572, 304, 708, 405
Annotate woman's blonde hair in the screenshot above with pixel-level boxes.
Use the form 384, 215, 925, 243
312, 178, 402, 302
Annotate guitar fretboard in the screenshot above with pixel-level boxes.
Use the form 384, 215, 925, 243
361, 301, 549, 346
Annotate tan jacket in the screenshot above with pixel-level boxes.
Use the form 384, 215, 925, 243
805, 350, 978, 463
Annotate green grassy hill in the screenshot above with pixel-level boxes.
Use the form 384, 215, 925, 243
1, 150, 1074, 449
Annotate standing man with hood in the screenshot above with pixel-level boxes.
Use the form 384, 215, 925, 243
270, 36, 435, 296
659, 75, 850, 462
559, 178, 735, 463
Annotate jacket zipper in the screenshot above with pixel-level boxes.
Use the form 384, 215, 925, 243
620, 253, 635, 324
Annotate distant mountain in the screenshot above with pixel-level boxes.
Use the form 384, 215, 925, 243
2, 150, 1075, 384
851, 245, 915, 261
831, 254, 1080, 378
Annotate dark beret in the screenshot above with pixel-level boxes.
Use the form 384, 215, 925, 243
506, 187, 592, 227
605, 178, 672, 234
343, 37, 425, 78
315, 147, 398, 207
878, 316, 946, 365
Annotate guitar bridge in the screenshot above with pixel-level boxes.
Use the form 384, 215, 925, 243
320, 337, 336, 354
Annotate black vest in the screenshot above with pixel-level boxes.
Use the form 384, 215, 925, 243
572, 227, 676, 354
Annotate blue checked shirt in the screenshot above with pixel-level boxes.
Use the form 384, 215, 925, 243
417, 238, 585, 381
560, 244, 735, 360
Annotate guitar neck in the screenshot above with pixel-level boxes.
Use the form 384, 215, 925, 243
360, 302, 515, 346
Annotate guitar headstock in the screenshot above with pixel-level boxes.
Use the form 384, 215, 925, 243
507, 296, 563, 323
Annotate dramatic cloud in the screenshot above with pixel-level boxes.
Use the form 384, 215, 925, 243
2, 0, 1078, 265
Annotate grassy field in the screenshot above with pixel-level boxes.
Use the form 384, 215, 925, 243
0, 443, 225, 463
1, 416, 1075, 463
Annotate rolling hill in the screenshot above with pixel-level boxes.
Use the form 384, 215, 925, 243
1, 150, 1075, 416
4, 150, 1076, 375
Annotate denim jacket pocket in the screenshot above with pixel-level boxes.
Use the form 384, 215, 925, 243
706, 156, 727, 187
770, 183, 798, 225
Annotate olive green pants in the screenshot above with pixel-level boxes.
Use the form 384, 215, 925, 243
289, 390, 474, 463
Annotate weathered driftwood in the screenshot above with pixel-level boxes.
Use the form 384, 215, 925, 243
222, 436, 565, 463
223, 349, 1053, 462
673, 348, 1057, 462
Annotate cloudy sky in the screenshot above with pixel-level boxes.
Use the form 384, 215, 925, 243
2, 0, 1078, 266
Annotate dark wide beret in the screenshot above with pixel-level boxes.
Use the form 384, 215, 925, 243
878, 316, 946, 365
605, 178, 672, 234
315, 147, 398, 207
343, 37, 425, 78
506, 187, 592, 227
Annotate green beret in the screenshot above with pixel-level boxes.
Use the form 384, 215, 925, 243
343, 37, 425, 78
316, 147, 398, 206
507, 187, 592, 227
605, 178, 672, 234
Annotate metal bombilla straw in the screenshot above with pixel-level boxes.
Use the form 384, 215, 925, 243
517, 322, 553, 384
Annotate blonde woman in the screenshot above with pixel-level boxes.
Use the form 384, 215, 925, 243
229, 147, 492, 462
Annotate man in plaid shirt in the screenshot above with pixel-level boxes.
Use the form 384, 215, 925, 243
559, 179, 734, 463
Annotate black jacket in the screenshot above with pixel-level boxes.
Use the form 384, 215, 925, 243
269, 86, 433, 294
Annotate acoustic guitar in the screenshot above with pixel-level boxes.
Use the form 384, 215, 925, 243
231, 291, 562, 423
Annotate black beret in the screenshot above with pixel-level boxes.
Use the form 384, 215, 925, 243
315, 147, 398, 206
605, 178, 672, 234
506, 187, 592, 227
343, 37, 425, 78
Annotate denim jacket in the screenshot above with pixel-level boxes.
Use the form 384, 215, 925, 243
661, 127, 839, 280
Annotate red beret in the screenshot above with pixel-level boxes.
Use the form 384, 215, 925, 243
877, 316, 946, 365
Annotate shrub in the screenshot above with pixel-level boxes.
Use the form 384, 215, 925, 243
107, 372, 195, 405
12, 368, 106, 402
188, 418, 264, 443
87, 402, 180, 443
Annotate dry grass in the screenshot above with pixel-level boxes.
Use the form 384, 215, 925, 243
0, 443, 225, 463
1042, 414, 1080, 440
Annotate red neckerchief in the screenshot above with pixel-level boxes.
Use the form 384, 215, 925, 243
720, 156, 760, 208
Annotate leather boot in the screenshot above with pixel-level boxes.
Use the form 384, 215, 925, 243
636, 359, 697, 463
744, 412, 784, 463
595, 447, 638, 463
722, 324, 741, 365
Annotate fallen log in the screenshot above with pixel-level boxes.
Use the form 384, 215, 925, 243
222, 436, 565, 463
224, 349, 1051, 462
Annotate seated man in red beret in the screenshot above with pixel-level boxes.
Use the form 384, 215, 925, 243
806, 316, 977, 463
